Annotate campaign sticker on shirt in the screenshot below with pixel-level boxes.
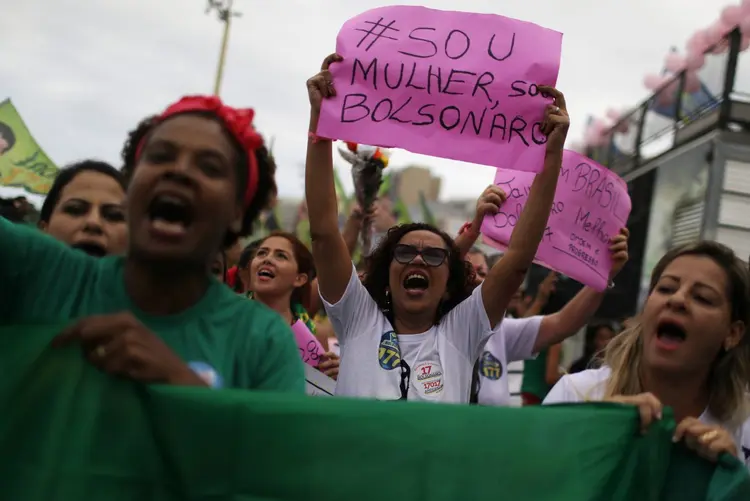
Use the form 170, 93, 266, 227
378, 330, 401, 370
415, 361, 444, 397
479, 351, 503, 380
188, 361, 223, 389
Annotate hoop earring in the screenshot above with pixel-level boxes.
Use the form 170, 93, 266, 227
383, 289, 391, 313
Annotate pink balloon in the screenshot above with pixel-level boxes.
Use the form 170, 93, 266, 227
740, 15, 750, 34
721, 5, 743, 26
644, 73, 663, 89
742, 35, 750, 51
742, 0, 750, 15
684, 71, 701, 93
605, 108, 621, 121
706, 21, 732, 45
664, 52, 686, 72
686, 30, 709, 54
685, 50, 705, 70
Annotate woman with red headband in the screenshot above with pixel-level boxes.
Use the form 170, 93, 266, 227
0, 96, 305, 391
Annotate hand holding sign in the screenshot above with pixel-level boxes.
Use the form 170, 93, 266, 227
308, 53, 343, 119
316, 5, 563, 173
481, 150, 632, 290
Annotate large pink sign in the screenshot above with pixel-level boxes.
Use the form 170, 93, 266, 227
481, 150, 632, 290
317, 5, 563, 173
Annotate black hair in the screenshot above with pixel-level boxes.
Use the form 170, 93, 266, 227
39, 160, 126, 224
234, 240, 261, 292
362, 222, 475, 325
0, 197, 24, 222
0, 121, 16, 154
120, 112, 277, 250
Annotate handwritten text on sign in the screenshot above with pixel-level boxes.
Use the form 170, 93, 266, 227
480, 150, 632, 290
317, 6, 563, 173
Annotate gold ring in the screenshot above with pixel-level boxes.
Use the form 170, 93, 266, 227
94, 346, 107, 358
700, 430, 719, 443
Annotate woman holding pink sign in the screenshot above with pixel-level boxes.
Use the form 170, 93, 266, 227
305, 53, 569, 402
248, 232, 340, 379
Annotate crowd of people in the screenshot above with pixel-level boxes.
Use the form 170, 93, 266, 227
1, 51, 749, 477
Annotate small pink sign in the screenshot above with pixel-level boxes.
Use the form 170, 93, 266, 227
291, 320, 324, 367
481, 150, 632, 290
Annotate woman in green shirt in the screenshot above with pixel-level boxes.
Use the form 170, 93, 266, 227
1, 95, 304, 392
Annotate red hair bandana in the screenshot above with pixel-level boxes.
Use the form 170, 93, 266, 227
136, 95, 262, 209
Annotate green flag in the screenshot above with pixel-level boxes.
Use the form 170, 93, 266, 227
0, 100, 59, 195
1, 323, 749, 501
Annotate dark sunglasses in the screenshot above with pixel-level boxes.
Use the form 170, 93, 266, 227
393, 244, 448, 267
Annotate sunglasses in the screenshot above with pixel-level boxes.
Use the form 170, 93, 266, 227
393, 244, 449, 267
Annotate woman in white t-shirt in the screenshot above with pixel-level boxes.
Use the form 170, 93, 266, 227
303, 54, 569, 402
544, 241, 750, 469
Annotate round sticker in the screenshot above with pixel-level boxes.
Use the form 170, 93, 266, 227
188, 361, 224, 389
479, 351, 503, 380
414, 361, 444, 397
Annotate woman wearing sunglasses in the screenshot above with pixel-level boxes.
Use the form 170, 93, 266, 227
304, 54, 569, 402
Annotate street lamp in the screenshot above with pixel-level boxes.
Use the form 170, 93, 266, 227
206, 0, 242, 96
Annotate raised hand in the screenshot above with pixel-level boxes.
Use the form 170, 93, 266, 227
537, 86, 570, 154
306, 53, 343, 117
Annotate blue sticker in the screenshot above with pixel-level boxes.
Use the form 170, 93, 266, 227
188, 361, 223, 389
377, 330, 401, 370
478, 351, 503, 380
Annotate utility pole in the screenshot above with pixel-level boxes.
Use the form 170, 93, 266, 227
206, 0, 241, 96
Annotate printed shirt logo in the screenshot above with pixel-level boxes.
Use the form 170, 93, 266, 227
415, 361, 444, 397
378, 330, 401, 370
188, 361, 224, 389
478, 351, 503, 380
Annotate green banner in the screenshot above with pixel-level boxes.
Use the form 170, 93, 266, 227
1, 323, 749, 500
0, 100, 58, 195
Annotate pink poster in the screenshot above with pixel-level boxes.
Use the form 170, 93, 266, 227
481, 150, 632, 291
317, 6, 563, 173
291, 320, 324, 368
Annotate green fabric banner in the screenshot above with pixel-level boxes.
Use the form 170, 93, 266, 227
0, 100, 59, 195
1, 323, 748, 500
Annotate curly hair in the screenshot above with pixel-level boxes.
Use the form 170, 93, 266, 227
120, 112, 277, 249
362, 222, 475, 325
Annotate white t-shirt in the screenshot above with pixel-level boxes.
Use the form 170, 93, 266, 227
323, 265, 493, 403
475, 316, 542, 406
544, 367, 750, 470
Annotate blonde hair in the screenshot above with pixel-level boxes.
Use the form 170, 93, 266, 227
603, 241, 750, 425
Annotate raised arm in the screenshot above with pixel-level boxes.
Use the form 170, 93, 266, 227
305, 54, 352, 303
481, 87, 569, 328
532, 228, 629, 352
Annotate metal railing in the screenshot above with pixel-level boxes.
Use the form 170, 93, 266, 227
588, 29, 743, 176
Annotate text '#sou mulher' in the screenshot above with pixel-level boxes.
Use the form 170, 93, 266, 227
338, 16, 549, 148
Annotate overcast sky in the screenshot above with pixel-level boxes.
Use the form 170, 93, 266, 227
0, 0, 734, 203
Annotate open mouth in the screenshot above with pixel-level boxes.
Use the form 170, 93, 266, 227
147, 194, 193, 236
257, 267, 276, 280
403, 271, 429, 292
72, 241, 107, 257
656, 320, 687, 348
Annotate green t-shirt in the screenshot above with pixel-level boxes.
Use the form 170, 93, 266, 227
521, 347, 550, 399
0, 217, 304, 392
